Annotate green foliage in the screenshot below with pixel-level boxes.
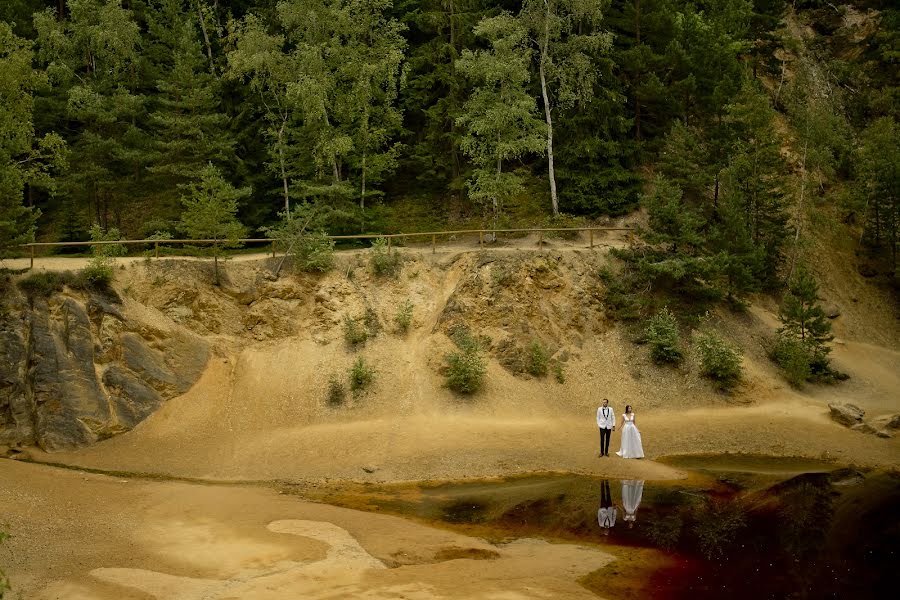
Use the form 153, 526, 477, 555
445, 322, 487, 393
327, 375, 346, 406
17, 271, 69, 299
646, 308, 683, 364
394, 298, 414, 333
694, 331, 743, 389
692, 498, 748, 560
456, 12, 545, 228
551, 360, 566, 384
294, 230, 335, 273
370, 237, 402, 277
0, 21, 64, 257
857, 116, 899, 275
525, 339, 550, 377
179, 163, 249, 284
777, 267, 834, 376
445, 345, 487, 394
349, 356, 376, 393
343, 314, 369, 346
770, 335, 813, 388
597, 266, 642, 321
80, 259, 114, 290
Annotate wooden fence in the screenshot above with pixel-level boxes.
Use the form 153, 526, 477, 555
18, 227, 634, 269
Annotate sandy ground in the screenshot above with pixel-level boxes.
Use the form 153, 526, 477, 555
0, 460, 613, 600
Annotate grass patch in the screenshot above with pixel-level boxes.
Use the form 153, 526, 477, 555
349, 357, 376, 394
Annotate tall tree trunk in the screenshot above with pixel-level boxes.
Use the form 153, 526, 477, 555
277, 120, 290, 218
634, 0, 642, 142
787, 138, 809, 282
360, 152, 366, 209
539, 1, 559, 216
196, 1, 214, 70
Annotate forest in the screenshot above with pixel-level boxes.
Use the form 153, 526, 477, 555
0, 0, 897, 292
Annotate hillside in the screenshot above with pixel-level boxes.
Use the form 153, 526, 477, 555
3, 235, 897, 483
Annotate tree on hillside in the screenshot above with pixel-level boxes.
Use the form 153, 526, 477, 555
520, 0, 611, 216
396, 0, 488, 206
146, 0, 234, 220
228, 0, 406, 221
718, 80, 791, 288
179, 164, 249, 285
0, 21, 66, 257
858, 116, 899, 275
456, 13, 545, 236
33, 0, 146, 231
777, 266, 833, 373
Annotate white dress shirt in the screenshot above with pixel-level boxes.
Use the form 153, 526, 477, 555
597, 507, 617, 528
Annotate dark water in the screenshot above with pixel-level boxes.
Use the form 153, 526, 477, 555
307, 456, 900, 599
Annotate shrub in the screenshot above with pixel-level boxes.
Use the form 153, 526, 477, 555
17, 271, 71, 298
695, 332, 742, 389
598, 267, 641, 321
646, 308, 683, 364
552, 360, 566, 383
294, 230, 335, 272
525, 339, 550, 377
449, 323, 483, 352
363, 306, 381, 336
343, 314, 369, 346
370, 237, 402, 276
445, 346, 487, 394
327, 375, 346, 406
78, 257, 114, 290
770, 335, 813, 388
394, 298, 414, 333
349, 356, 375, 393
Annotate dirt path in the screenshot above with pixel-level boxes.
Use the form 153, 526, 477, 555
0, 460, 613, 600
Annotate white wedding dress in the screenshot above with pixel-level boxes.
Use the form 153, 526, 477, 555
621, 480, 644, 522
616, 413, 644, 459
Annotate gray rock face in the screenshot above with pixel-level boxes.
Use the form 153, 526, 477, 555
828, 403, 865, 427
0, 290, 208, 451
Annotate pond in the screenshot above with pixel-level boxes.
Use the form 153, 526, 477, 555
291, 455, 899, 599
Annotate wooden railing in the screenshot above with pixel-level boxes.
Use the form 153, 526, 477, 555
18, 226, 634, 269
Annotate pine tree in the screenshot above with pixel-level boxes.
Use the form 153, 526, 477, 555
33, 0, 146, 231
179, 164, 249, 285
0, 21, 65, 256
858, 116, 899, 275
456, 12, 545, 234
146, 0, 234, 218
777, 266, 833, 370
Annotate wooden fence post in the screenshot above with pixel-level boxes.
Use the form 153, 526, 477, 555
538, 231, 543, 249
271, 240, 276, 258
155, 241, 159, 258
589, 229, 594, 249
388, 236, 392, 255
479, 231, 483, 249
432, 234, 436, 254
30, 245, 34, 270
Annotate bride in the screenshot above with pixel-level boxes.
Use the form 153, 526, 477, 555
615, 405, 644, 459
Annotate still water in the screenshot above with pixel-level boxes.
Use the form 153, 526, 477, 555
297, 455, 899, 599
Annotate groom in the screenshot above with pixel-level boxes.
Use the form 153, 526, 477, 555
596, 398, 615, 457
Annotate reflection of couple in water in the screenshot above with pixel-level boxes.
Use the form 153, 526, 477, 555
597, 479, 644, 532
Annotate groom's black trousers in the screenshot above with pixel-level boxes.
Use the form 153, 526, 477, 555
599, 428, 612, 455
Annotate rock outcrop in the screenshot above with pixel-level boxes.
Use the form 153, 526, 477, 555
0, 289, 208, 451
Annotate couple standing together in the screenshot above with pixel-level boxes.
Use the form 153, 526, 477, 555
596, 398, 644, 459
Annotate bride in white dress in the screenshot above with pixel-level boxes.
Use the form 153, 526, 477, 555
615, 405, 644, 459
